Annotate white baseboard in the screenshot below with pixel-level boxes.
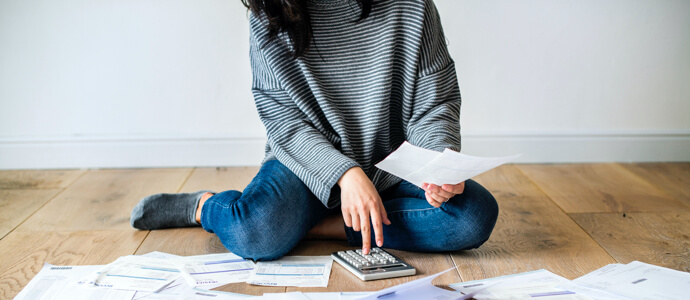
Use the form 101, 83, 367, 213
1, 131, 689, 169
0, 135, 268, 170
461, 130, 690, 163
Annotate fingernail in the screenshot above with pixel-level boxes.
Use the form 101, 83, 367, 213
377, 240, 382, 247
363, 247, 369, 254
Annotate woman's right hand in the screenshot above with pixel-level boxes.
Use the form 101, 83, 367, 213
338, 167, 391, 255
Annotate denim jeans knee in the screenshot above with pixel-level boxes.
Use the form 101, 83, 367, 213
442, 179, 499, 250
200, 160, 331, 261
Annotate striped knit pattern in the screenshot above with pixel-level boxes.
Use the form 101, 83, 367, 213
249, 0, 462, 208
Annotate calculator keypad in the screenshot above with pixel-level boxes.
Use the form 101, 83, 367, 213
338, 248, 398, 268
337, 248, 398, 268
332, 247, 415, 280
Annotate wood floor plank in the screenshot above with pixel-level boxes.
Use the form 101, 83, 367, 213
0, 230, 147, 299
0, 169, 85, 189
517, 164, 687, 213
451, 165, 616, 280
135, 227, 226, 256
3, 164, 687, 298
618, 163, 690, 208
0, 189, 60, 239
570, 212, 690, 272
285, 240, 461, 293
16, 168, 193, 232
180, 167, 260, 193
135, 227, 285, 295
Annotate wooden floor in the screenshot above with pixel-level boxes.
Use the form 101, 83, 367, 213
0, 163, 688, 298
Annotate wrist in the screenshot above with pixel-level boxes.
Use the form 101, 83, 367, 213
338, 167, 364, 188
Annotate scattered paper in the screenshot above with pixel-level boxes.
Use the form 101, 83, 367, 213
572, 261, 690, 300
14, 263, 135, 300
77, 255, 181, 292
451, 269, 588, 299
247, 256, 333, 287
174, 252, 255, 287
375, 141, 520, 187
262, 292, 312, 299
140, 287, 255, 299
356, 267, 468, 300
302, 292, 343, 300
15, 252, 690, 300
555, 282, 631, 300
340, 292, 372, 300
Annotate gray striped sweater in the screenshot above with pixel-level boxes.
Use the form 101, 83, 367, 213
249, 0, 461, 208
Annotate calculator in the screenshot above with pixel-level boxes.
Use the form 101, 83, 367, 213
331, 248, 416, 281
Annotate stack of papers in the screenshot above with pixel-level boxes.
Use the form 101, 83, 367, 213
375, 142, 520, 187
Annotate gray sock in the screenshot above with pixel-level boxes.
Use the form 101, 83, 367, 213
130, 190, 214, 230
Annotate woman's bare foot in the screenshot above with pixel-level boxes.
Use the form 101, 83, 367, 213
195, 192, 215, 223
307, 212, 348, 240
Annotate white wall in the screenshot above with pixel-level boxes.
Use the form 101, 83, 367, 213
1, 0, 688, 169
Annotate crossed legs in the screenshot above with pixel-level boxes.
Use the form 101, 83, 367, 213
198, 160, 498, 260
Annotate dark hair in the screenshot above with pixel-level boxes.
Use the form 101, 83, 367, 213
242, 0, 373, 58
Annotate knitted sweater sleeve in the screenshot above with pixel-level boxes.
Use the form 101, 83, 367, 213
249, 24, 359, 208
406, 0, 463, 153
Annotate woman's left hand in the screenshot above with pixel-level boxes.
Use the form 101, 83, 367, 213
421, 181, 465, 208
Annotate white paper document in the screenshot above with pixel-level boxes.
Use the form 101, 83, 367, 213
375, 142, 520, 187
357, 267, 470, 300
247, 256, 333, 287
132, 276, 245, 300
262, 292, 313, 299
264, 292, 369, 300
135, 285, 254, 300
14, 263, 135, 300
302, 292, 343, 300
340, 292, 372, 300
572, 261, 690, 300
451, 269, 590, 299
174, 252, 255, 287
77, 255, 181, 292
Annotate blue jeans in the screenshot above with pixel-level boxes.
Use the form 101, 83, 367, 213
200, 160, 498, 261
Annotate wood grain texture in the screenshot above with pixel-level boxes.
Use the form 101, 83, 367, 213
135, 227, 285, 295
452, 165, 616, 280
180, 167, 260, 193
0, 189, 60, 239
618, 163, 690, 208
285, 240, 460, 293
0, 230, 146, 299
0, 169, 85, 189
16, 168, 193, 231
570, 212, 690, 272
517, 164, 687, 213
3, 164, 689, 297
